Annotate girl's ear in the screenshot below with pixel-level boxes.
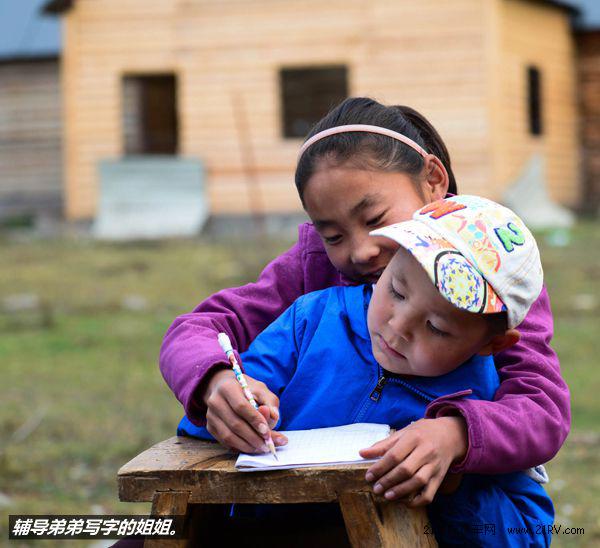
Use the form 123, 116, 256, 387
478, 329, 521, 356
424, 155, 449, 201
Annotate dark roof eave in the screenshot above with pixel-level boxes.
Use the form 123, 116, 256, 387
542, 0, 580, 16
38, 0, 587, 22
39, 0, 582, 16
39, 0, 597, 30
575, 26, 600, 33
520, 0, 588, 29
0, 53, 59, 65
43, 0, 75, 15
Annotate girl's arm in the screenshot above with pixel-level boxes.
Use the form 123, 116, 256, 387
204, 296, 307, 452
159, 240, 304, 423
425, 286, 570, 473
159, 225, 338, 425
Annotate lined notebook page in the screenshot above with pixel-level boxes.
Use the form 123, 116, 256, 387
235, 423, 391, 472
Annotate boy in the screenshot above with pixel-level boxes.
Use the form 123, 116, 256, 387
179, 195, 554, 546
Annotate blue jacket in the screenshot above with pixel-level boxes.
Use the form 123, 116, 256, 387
178, 285, 553, 547
179, 285, 500, 435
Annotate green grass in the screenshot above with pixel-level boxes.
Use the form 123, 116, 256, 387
0, 223, 598, 547
533, 223, 600, 547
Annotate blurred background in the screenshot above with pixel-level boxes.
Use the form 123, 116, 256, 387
1, 0, 599, 546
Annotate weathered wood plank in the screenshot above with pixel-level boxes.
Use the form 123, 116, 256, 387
119, 436, 374, 504
144, 490, 190, 548
118, 436, 234, 474
339, 491, 437, 548
120, 437, 439, 544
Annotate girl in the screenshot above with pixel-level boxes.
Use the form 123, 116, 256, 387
160, 97, 570, 504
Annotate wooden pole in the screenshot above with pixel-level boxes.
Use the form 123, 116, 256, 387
232, 91, 266, 237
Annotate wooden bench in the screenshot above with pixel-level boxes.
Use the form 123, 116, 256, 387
118, 436, 437, 547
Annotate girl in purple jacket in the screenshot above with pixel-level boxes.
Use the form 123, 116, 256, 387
160, 97, 570, 504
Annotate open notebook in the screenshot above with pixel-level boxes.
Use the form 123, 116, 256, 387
235, 423, 391, 472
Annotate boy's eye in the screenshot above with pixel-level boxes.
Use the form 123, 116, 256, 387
388, 282, 405, 300
427, 321, 449, 337
366, 212, 385, 227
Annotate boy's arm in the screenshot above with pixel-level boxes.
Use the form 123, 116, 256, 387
425, 286, 571, 473
238, 297, 305, 396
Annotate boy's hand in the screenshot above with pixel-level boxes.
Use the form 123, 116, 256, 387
359, 416, 467, 507
202, 368, 288, 454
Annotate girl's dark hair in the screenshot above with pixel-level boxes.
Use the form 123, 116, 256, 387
295, 97, 457, 201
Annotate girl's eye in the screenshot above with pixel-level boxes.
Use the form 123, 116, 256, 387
323, 234, 342, 245
366, 212, 385, 227
427, 321, 449, 337
388, 282, 405, 300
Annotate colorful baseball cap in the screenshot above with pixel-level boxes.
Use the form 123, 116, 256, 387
370, 195, 543, 328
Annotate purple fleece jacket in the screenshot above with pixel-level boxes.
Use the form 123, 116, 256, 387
160, 223, 571, 474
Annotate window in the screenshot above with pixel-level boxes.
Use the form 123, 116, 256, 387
280, 66, 348, 138
122, 74, 178, 154
527, 66, 542, 136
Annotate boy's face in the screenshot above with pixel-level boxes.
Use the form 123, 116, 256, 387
367, 247, 495, 377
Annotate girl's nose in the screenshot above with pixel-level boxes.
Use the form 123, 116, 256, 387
350, 237, 380, 265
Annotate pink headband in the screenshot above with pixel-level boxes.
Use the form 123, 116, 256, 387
298, 124, 428, 159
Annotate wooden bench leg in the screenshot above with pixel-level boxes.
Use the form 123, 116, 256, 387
339, 492, 437, 548
144, 490, 190, 548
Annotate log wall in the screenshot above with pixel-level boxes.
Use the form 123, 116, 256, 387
60, 0, 579, 218
495, 0, 580, 206
0, 59, 63, 218
577, 31, 600, 212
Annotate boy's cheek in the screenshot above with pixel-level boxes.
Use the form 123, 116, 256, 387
370, 343, 385, 368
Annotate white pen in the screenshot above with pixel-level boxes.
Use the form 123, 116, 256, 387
217, 333, 278, 460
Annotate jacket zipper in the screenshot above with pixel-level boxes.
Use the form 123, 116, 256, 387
369, 365, 438, 404
358, 364, 474, 423
369, 375, 387, 401
393, 377, 436, 403
357, 367, 433, 422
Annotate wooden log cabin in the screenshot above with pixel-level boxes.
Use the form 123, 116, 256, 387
0, 0, 63, 224
574, 1, 600, 213
44, 0, 583, 224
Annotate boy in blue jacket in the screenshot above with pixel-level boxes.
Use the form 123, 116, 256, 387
179, 195, 554, 547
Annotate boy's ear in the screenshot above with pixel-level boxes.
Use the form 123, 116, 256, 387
478, 329, 521, 356
424, 154, 449, 200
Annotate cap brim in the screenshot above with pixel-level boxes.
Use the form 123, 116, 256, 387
371, 221, 505, 315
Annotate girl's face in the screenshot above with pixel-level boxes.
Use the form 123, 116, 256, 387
303, 163, 444, 283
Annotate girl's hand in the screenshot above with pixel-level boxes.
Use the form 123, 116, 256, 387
202, 368, 288, 453
359, 416, 467, 507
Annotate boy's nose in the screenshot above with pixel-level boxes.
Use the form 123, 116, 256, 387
388, 313, 413, 341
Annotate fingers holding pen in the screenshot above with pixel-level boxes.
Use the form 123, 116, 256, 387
249, 379, 281, 427
217, 333, 285, 451
257, 405, 288, 446
204, 370, 286, 453
231, 377, 284, 447
206, 391, 268, 453
206, 418, 261, 454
